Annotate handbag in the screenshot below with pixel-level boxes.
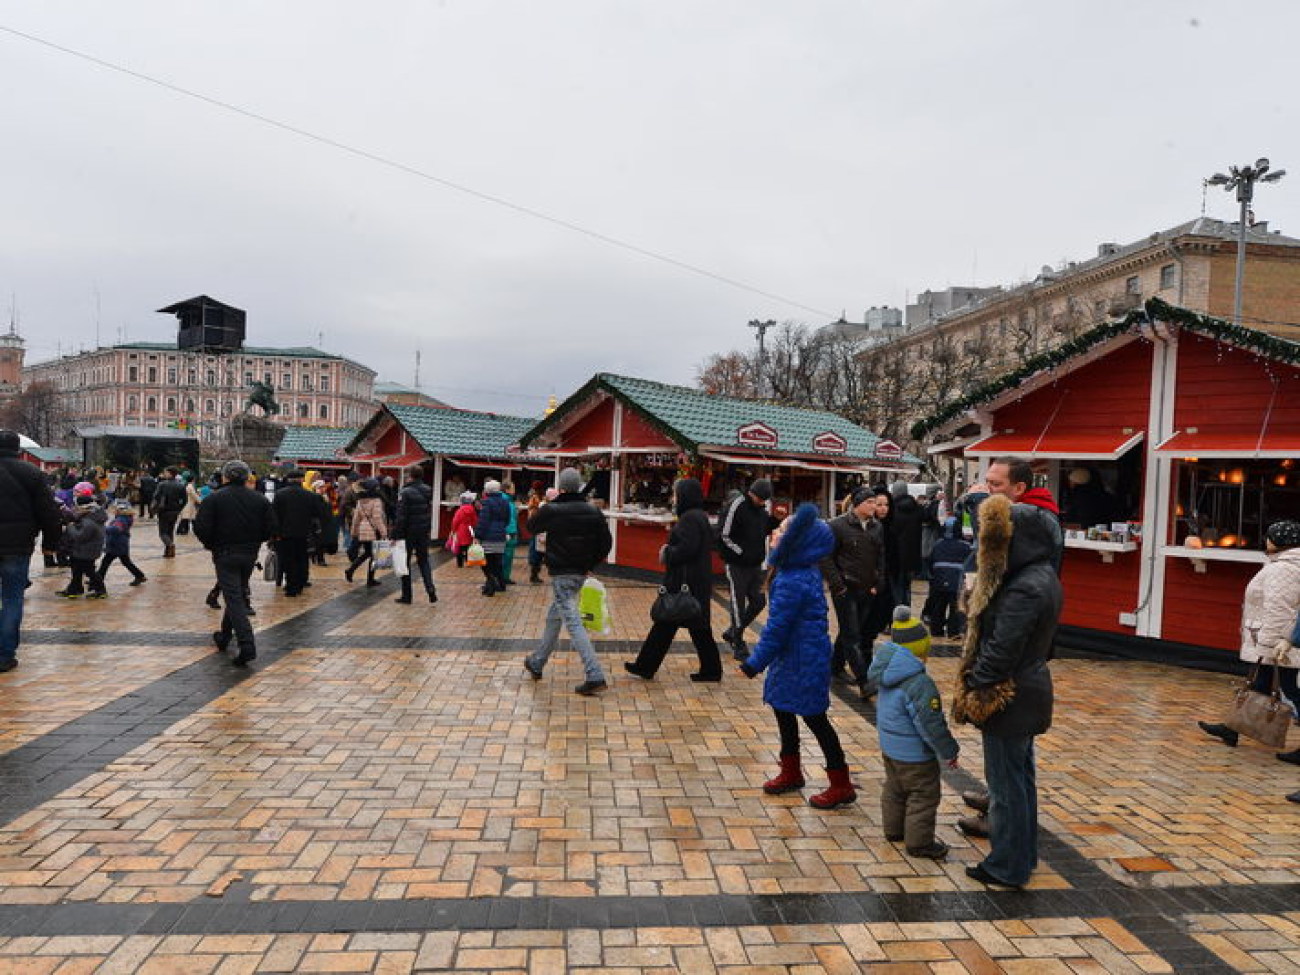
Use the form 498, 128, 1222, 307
650, 584, 701, 626
1223, 663, 1291, 749
391, 539, 409, 577
261, 544, 279, 582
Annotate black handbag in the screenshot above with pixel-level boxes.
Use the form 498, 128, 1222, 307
650, 584, 701, 626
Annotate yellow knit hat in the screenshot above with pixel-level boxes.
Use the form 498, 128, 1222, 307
890, 606, 931, 662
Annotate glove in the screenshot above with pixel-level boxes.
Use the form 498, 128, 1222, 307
738, 662, 758, 679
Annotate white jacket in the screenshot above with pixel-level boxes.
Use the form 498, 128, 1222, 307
1240, 547, 1300, 667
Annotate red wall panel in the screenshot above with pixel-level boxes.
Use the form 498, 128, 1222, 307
1174, 333, 1300, 434
989, 339, 1152, 433
562, 399, 615, 447
1160, 558, 1253, 652
620, 409, 677, 449
1059, 549, 1141, 633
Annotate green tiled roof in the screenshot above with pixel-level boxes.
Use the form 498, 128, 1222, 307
274, 426, 359, 461
521, 373, 920, 465
112, 341, 351, 362
355, 404, 538, 462
26, 446, 80, 463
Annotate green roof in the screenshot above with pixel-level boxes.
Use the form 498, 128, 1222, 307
353, 404, 538, 462
274, 426, 359, 461
521, 373, 920, 465
26, 445, 80, 463
112, 341, 350, 362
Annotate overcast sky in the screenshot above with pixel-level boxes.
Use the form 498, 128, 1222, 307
2, 2, 1298, 418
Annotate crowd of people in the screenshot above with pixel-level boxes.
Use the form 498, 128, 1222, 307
0, 431, 1296, 890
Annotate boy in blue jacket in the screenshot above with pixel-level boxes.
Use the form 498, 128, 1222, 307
868, 607, 960, 859
922, 517, 971, 639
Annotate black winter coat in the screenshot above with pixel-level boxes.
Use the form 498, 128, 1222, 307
392, 482, 434, 542
0, 453, 62, 557
716, 493, 778, 566
662, 479, 715, 624
527, 492, 612, 576
820, 512, 882, 595
967, 504, 1062, 738
153, 478, 187, 514
889, 494, 924, 575
194, 484, 278, 553
272, 484, 327, 540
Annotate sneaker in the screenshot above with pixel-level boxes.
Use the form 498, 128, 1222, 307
957, 814, 990, 839
1277, 749, 1300, 766
907, 841, 950, 860
56, 590, 84, 599
965, 864, 1022, 890
87, 592, 108, 600
574, 679, 608, 696
689, 672, 722, 683
962, 790, 990, 813
1288, 791, 1300, 804
623, 661, 653, 680
523, 658, 543, 680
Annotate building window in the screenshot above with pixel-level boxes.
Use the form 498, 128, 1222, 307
186, 397, 195, 412
205, 398, 215, 414
148, 366, 158, 383
264, 372, 272, 384
188, 370, 197, 384
146, 396, 157, 411
128, 366, 138, 382
1160, 264, 1177, 290
128, 395, 138, 410
301, 376, 312, 391
320, 376, 330, 392
167, 397, 176, 412
167, 368, 177, 383
1125, 275, 1141, 295
207, 370, 216, 385
298, 403, 309, 418
245, 372, 254, 385
282, 374, 292, 390
319, 404, 329, 420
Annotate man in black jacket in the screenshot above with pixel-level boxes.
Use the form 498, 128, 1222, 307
152, 468, 187, 557
954, 493, 1062, 890
717, 478, 778, 661
820, 486, 883, 698
271, 469, 327, 597
522, 467, 613, 695
195, 460, 277, 666
0, 431, 63, 672
392, 466, 437, 605
137, 471, 157, 520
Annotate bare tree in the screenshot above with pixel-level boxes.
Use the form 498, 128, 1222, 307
0, 381, 70, 446
696, 350, 758, 398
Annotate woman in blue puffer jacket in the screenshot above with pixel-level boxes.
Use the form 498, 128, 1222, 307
740, 502, 856, 810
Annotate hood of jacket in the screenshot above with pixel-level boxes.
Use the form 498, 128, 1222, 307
769, 502, 834, 569
875, 641, 925, 689
1008, 502, 1061, 576
1019, 487, 1060, 516
941, 516, 959, 539
674, 478, 704, 514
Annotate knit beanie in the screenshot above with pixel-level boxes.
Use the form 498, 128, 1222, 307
1266, 520, 1300, 550
891, 605, 931, 661
748, 478, 773, 501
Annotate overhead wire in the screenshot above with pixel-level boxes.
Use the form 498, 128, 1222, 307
0, 22, 836, 321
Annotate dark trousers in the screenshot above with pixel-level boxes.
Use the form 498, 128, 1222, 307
400, 537, 435, 599
633, 616, 722, 678
981, 732, 1038, 886
881, 755, 941, 849
724, 563, 767, 644
214, 549, 258, 655
347, 541, 376, 582
98, 552, 145, 583
481, 552, 505, 592
831, 589, 875, 686
775, 708, 845, 769
922, 588, 965, 638
278, 537, 310, 595
1251, 663, 1300, 712
157, 510, 179, 547
67, 557, 106, 595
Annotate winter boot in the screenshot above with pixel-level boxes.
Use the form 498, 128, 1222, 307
808, 767, 857, 809
394, 576, 413, 604
762, 754, 805, 795
426, 585, 438, 604
529, 564, 542, 584
164, 545, 176, 558
1197, 721, 1239, 747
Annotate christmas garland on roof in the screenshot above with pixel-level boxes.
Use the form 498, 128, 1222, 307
909, 298, 1300, 441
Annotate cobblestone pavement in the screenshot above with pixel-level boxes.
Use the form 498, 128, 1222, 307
0, 527, 1295, 973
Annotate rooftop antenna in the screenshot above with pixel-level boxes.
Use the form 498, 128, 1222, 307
93, 284, 101, 349
1200, 178, 1208, 217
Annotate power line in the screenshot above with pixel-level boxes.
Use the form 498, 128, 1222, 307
0, 22, 836, 321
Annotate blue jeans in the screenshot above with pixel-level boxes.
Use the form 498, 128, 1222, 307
0, 554, 31, 663
980, 732, 1038, 886
527, 575, 605, 682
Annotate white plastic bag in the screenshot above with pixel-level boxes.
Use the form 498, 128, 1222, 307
391, 539, 409, 577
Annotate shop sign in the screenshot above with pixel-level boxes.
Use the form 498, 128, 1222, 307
812, 431, 847, 455
736, 421, 778, 449
873, 439, 903, 460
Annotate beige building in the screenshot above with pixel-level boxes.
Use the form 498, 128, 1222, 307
24, 342, 377, 445
861, 217, 1300, 449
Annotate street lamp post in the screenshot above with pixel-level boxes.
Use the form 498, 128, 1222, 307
1206, 158, 1286, 325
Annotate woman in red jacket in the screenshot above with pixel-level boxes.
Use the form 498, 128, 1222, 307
448, 492, 478, 569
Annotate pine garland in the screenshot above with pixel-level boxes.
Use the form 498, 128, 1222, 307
910, 298, 1300, 440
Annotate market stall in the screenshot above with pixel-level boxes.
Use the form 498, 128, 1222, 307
915, 298, 1300, 661
272, 426, 359, 474
517, 373, 922, 573
346, 403, 547, 539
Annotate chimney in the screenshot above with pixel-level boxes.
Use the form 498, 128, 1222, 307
1097, 242, 1119, 258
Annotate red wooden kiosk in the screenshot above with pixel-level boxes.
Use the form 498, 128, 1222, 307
517, 373, 921, 573
918, 298, 1300, 661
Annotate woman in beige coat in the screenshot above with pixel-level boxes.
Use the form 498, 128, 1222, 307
345, 478, 388, 587
1199, 519, 1300, 761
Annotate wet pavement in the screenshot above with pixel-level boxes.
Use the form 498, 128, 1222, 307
0, 524, 1295, 972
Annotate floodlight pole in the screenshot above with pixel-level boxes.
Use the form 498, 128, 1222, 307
748, 318, 774, 397
1207, 159, 1287, 326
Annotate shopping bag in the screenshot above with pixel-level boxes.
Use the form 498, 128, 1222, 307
262, 544, 279, 582
650, 584, 701, 625
579, 577, 612, 634
1223, 664, 1291, 748
391, 539, 409, 577
465, 541, 486, 567
372, 539, 394, 570
445, 534, 461, 555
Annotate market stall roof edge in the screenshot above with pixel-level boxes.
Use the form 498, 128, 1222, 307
345, 402, 541, 465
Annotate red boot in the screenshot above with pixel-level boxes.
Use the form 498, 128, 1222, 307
809, 767, 857, 809
763, 753, 805, 794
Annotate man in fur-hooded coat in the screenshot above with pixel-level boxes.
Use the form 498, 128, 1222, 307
951, 493, 1062, 889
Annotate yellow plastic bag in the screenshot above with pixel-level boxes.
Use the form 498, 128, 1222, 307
579, 577, 612, 634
